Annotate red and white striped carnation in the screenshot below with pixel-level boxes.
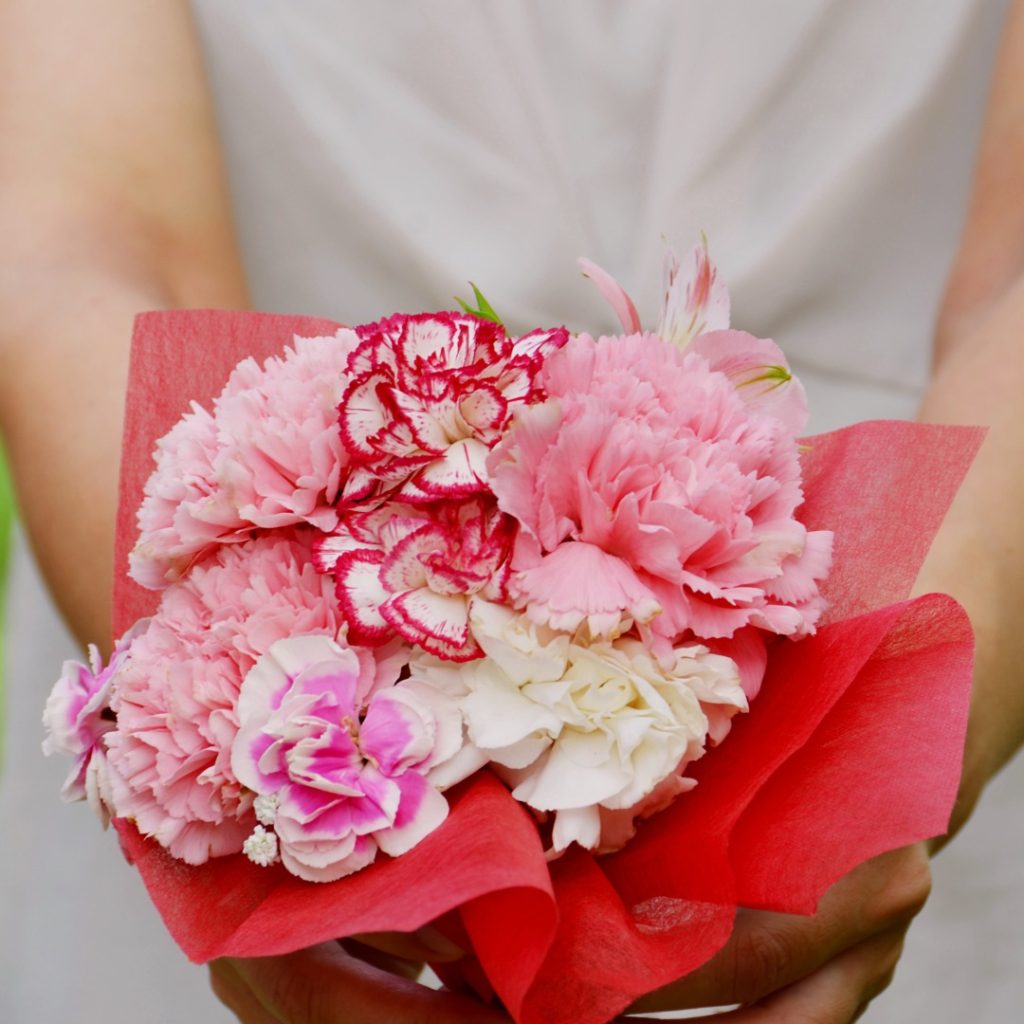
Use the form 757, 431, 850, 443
337, 312, 568, 504
314, 497, 514, 661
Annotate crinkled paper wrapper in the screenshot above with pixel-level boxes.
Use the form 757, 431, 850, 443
112, 311, 982, 1024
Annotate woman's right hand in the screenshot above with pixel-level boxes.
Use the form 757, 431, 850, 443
209, 939, 506, 1024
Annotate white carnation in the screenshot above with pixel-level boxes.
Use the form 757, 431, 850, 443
410, 601, 747, 853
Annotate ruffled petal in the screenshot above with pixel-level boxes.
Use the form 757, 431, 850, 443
511, 541, 661, 636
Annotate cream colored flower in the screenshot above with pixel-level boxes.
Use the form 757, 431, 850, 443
410, 601, 747, 853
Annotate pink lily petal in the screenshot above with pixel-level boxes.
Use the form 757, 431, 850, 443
690, 330, 808, 435
656, 241, 730, 348
578, 257, 642, 334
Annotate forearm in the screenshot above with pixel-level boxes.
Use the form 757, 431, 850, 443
0, 0, 247, 649
914, 271, 1024, 837
912, 0, 1024, 840
0, 270, 163, 646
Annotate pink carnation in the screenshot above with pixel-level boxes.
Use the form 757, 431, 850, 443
129, 403, 248, 589
338, 312, 567, 504
315, 498, 513, 662
130, 331, 356, 589
232, 635, 461, 882
107, 529, 385, 866
489, 331, 832, 645
213, 331, 357, 529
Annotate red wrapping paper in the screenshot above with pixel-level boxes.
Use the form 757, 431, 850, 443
113, 311, 983, 1024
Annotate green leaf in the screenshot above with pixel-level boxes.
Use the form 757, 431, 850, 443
455, 282, 503, 326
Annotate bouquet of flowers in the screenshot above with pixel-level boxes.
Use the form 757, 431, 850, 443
44, 244, 981, 1024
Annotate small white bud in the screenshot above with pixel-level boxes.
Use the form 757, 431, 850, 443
254, 792, 280, 826
243, 825, 279, 867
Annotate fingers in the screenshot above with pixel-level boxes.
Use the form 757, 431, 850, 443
225, 941, 507, 1024
209, 960, 282, 1024
338, 925, 467, 984
627, 927, 906, 1024
352, 926, 465, 964
338, 938, 423, 981
631, 845, 930, 1012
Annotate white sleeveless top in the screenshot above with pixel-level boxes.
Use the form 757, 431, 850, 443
193, 0, 1003, 429
3, 4, 1021, 1023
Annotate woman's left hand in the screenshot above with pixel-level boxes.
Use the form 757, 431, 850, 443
624, 842, 932, 1022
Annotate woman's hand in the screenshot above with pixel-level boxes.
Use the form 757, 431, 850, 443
209, 935, 506, 1024
626, 843, 932, 1022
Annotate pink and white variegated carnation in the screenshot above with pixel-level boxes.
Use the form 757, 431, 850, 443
315, 497, 514, 662
105, 529, 394, 866
489, 265, 832, 648
41, 622, 146, 825
131, 331, 357, 589
411, 601, 747, 854
232, 635, 461, 881
337, 312, 568, 504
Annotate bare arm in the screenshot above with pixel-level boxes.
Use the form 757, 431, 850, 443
0, 0, 247, 647
917, 0, 1024, 831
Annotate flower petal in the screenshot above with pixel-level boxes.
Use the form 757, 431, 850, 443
398, 437, 491, 502
381, 588, 479, 661
373, 773, 448, 858
462, 682, 562, 753
656, 241, 730, 348
511, 541, 661, 636
690, 329, 807, 435
578, 257, 642, 334
334, 549, 392, 645
551, 805, 602, 853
